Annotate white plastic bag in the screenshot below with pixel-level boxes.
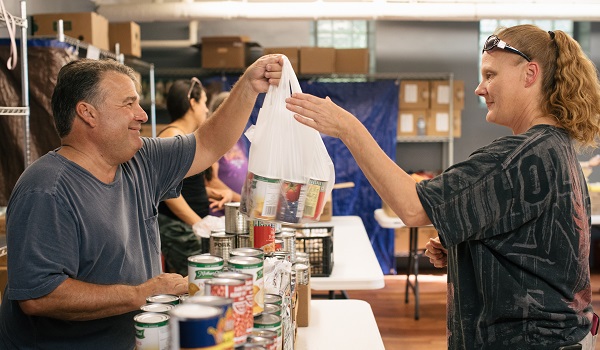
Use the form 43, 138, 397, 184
240, 55, 335, 224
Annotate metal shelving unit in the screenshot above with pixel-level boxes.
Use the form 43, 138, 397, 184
0, 0, 30, 167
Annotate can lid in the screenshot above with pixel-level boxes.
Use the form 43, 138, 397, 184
134, 312, 170, 324
230, 247, 264, 257
185, 295, 234, 306
253, 313, 282, 326
227, 255, 262, 265
224, 202, 241, 208
169, 303, 221, 319
213, 271, 253, 280
146, 294, 179, 304
206, 277, 244, 286
140, 303, 174, 312
188, 254, 224, 265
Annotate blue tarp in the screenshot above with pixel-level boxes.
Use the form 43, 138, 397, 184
242, 79, 398, 274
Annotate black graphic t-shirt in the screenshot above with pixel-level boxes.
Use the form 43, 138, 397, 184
417, 125, 593, 349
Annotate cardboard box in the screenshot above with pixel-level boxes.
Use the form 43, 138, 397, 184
109, 21, 141, 58
299, 47, 335, 75
394, 226, 438, 255
591, 190, 600, 215
430, 80, 465, 110
32, 12, 110, 51
0, 215, 4, 235
426, 109, 462, 137
397, 109, 427, 137
399, 80, 430, 110
202, 36, 250, 69
263, 47, 299, 73
296, 281, 311, 327
335, 48, 369, 74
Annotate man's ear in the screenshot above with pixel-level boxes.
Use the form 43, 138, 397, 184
75, 101, 97, 127
524, 61, 540, 88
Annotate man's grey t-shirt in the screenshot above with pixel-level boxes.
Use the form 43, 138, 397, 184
0, 135, 195, 349
417, 125, 593, 349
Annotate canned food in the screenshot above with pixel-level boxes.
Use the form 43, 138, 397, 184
266, 251, 291, 263
274, 239, 283, 252
178, 293, 189, 303
224, 202, 249, 234
169, 304, 223, 349
236, 234, 251, 248
247, 335, 275, 350
275, 180, 307, 223
140, 303, 175, 314
134, 312, 169, 350
264, 294, 282, 306
243, 173, 280, 220
184, 295, 235, 350
275, 229, 296, 263
146, 294, 180, 305
294, 263, 310, 285
213, 271, 254, 334
210, 230, 235, 261
188, 255, 224, 296
250, 220, 276, 253
251, 329, 278, 350
230, 247, 265, 259
263, 303, 281, 317
253, 313, 282, 350
302, 178, 328, 220
227, 256, 264, 316
241, 345, 267, 350
205, 278, 249, 346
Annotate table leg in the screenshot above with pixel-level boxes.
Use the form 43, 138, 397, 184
404, 227, 420, 320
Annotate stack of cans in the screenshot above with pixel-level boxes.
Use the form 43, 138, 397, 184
224, 202, 251, 248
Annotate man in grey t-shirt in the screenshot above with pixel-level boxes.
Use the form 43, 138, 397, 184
0, 56, 282, 349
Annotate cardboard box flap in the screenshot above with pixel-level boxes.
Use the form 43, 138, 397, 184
201, 36, 251, 43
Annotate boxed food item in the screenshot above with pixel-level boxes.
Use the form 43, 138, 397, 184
426, 109, 462, 137
335, 48, 369, 74
109, 21, 141, 57
299, 47, 335, 75
397, 109, 427, 137
430, 80, 465, 110
201, 36, 251, 69
394, 226, 438, 255
263, 47, 299, 73
399, 80, 430, 110
32, 12, 110, 51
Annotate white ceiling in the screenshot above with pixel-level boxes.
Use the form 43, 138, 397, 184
92, 0, 600, 23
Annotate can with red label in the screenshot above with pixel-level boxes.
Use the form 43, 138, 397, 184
227, 255, 264, 316
213, 271, 254, 335
250, 220, 276, 253
205, 277, 249, 346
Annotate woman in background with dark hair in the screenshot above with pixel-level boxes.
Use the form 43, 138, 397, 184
157, 78, 212, 275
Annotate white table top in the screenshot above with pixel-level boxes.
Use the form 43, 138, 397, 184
296, 300, 385, 350
378, 209, 600, 227
305, 216, 385, 291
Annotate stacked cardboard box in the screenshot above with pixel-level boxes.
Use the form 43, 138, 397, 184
397, 79, 464, 138
32, 12, 110, 51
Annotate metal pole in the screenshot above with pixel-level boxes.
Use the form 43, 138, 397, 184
20, 0, 30, 167
150, 64, 156, 138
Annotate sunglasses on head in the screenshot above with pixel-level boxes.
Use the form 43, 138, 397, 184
187, 77, 203, 100
482, 35, 531, 62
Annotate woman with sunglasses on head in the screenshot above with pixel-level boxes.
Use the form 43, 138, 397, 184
156, 78, 214, 275
286, 24, 600, 349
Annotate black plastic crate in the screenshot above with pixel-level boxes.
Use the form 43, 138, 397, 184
294, 226, 334, 277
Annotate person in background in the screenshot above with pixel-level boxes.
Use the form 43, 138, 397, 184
205, 91, 249, 216
0, 55, 282, 349
286, 24, 600, 349
157, 78, 212, 275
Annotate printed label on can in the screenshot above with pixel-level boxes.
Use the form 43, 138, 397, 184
169, 304, 222, 350
275, 180, 307, 223
247, 174, 281, 220
303, 179, 327, 220
228, 256, 264, 316
205, 279, 248, 347
250, 220, 275, 253
188, 255, 224, 297
134, 312, 170, 350
253, 314, 282, 350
